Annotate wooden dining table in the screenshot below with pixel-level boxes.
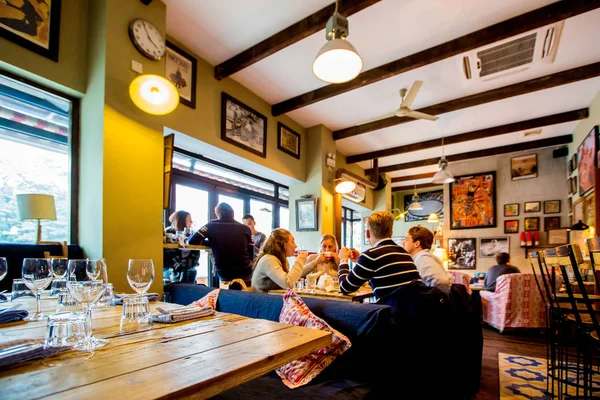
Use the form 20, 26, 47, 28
0, 295, 331, 399
268, 284, 375, 303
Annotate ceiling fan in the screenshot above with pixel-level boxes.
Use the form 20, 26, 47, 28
362, 80, 439, 124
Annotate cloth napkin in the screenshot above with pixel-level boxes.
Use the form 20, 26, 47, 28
151, 305, 215, 323
0, 293, 7, 302
0, 339, 61, 368
110, 293, 159, 306
0, 308, 29, 324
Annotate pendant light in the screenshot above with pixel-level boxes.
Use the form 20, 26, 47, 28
129, 74, 179, 115
432, 136, 455, 184
427, 213, 439, 223
313, 0, 363, 84
408, 182, 423, 211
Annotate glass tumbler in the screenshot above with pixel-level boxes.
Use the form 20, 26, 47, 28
42, 312, 93, 366
11, 278, 34, 301
120, 296, 153, 331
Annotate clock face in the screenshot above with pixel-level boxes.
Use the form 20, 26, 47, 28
128, 19, 166, 60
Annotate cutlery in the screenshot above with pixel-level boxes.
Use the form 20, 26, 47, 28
0, 303, 23, 316
0, 290, 6, 294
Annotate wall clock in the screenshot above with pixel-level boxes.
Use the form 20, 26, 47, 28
128, 18, 166, 60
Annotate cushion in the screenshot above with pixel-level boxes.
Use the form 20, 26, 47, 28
276, 289, 352, 389
192, 288, 220, 309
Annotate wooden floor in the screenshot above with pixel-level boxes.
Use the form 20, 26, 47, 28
474, 325, 547, 400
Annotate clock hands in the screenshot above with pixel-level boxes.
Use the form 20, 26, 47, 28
142, 21, 160, 50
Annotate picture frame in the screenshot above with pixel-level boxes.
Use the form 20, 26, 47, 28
544, 200, 561, 214
547, 228, 569, 245
0, 0, 61, 62
510, 154, 538, 181
573, 197, 585, 225
479, 237, 510, 258
447, 238, 476, 270
568, 158, 573, 175
524, 217, 540, 231
572, 175, 578, 195
568, 196, 572, 215
450, 171, 496, 229
165, 40, 197, 109
404, 189, 444, 222
277, 122, 301, 159
585, 192, 595, 228
504, 203, 519, 217
544, 216, 560, 231
221, 92, 267, 158
504, 220, 519, 234
572, 153, 578, 171
295, 197, 318, 231
524, 201, 541, 213
578, 125, 598, 196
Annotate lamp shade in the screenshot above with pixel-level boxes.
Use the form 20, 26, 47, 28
571, 220, 589, 231
432, 157, 454, 184
16, 194, 56, 221
427, 212, 439, 223
129, 74, 179, 115
313, 38, 363, 83
335, 179, 356, 194
433, 247, 447, 262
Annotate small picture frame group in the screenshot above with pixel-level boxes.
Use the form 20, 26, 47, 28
524, 217, 540, 231
504, 203, 519, 217
504, 220, 519, 234
524, 201, 541, 213
544, 200, 561, 214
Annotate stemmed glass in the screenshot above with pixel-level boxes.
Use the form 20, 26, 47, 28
50, 258, 69, 296
21, 258, 54, 320
127, 259, 155, 296
67, 259, 108, 350
0, 257, 7, 302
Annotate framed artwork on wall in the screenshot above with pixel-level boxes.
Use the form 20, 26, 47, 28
544, 216, 560, 231
447, 238, 476, 270
572, 153, 578, 171
479, 237, 509, 258
221, 92, 267, 158
544, 200, 561, 214
504, 204, 519, 217
165, 41, 197, 109
0, 0, 61, 61
295, 197, 318, 231
573, 197, 585, 225
571, 176, 578, 195
450, 171, 496, 229
548, 228, 569, 245
585, 192, 595, 227
504, 220, 519, 234
578, 125, 598, 196
403, 190, 443, 222
510, 154, 538, 181
568, 196, 572, 214
524, 201, 541, 213
277, 122, 301, 159
524, 217, 540, 231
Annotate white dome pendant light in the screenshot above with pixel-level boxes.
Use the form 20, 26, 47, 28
432, 136, 455, 184
408, 181, 423, 211
313, 0, 363, 84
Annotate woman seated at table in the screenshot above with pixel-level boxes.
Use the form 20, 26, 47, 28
164, 210, 199, 283
165, 210, 192, 234
301, 233, 340, 278
251, 228, 310, 293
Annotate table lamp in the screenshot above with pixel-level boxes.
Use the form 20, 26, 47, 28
433, 247, 448, 270
16, 194, 57, 243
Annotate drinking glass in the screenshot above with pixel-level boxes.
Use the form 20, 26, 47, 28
67, 259, 108, 350
0, 257, 7, 282
50, 258, 69, 296
22, 258, 53, 320
127, 259, 155, 295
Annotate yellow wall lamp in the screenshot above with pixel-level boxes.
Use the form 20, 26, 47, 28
129, 74, 179, 115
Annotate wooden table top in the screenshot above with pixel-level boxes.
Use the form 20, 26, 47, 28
163, 243, 211, 251
0, 296, 331, 399
268, 285, 375, 303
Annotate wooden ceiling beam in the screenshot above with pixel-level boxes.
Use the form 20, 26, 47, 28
347, 108, 588, 163
334, 63, 600, 140
392, 183, 442, 192
272, 0, 600, 116
214, 0, 381, 80
391, 172, 436, 183
369, 135, 573, 174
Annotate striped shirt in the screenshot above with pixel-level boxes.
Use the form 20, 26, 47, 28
338, 238, 421, 300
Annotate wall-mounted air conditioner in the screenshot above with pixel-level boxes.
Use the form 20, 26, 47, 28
460, 21, 564, 82
342, 183, 366, 203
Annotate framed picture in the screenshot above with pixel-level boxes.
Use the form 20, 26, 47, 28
0, 0, 61, 61
585, 192, 595, 227
504, 203, 519, 217
568, 196, 572, 215
165, 41, 197, 108
447, 238, 476, 269
568, 158, 573, 175
404, 189, 443, 222
479, 237, 510, 258
511, 154, 538, 181
578, 125, 598, 196
295, 198, 318, 231
504, 220, 519, 234
524, 201, 541, 213
544, 216, 560, 231
221, 92, 267, 158
277, 122, 300, 159
544, 200, 561, 214
572, 153, 578, 171
573, 197, 585, 225
450, 171, 496, 229
524, 217, 540, 231
548, 228, 569, 245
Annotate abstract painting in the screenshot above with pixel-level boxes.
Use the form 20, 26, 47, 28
578, 125, 598, 196
450, 171, 496, 229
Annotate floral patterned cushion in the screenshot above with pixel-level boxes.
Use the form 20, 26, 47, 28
192, 288, 220, 309
276, 289, 352, 389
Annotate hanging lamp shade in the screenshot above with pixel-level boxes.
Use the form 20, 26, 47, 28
571, 220, 589, 231
427, 212, 439, 223
432, 157, 454, 184
335, 179, 356, 194
129, 74, 179, 115
313, 38, 363, 83
408, 192, 423, 211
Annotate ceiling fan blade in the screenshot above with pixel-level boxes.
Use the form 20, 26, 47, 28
358, 112, 397, 125
406, 110, 439, 121
401, 80, 423, 109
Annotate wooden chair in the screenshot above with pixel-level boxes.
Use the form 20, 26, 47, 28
39, 241, 68, 259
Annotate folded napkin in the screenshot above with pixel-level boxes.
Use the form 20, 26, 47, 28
0, 293, 7, 302
0, 339, 61, 368
151, 305, 215, 323
0, 308, 29, 324
110, 293, 159, 306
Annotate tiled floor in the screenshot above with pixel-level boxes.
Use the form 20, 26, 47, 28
498, 353, 550, 400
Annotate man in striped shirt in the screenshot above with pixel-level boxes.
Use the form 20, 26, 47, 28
338, 210, 421, 300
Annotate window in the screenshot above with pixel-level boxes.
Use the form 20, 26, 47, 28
250, 198, 273, 237
279, 206, 289, 230
341, 207, 362, 249
0, 73, 76, 243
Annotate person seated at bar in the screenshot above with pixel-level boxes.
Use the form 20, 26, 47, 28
403, 226, 451, 293
242, 214, 267, 259
164, 210, 199, 283
485, 252, 520, 292
251, 228, 310, 293
301, 233, 340, 278
187, 202, 254, 284
338, 211, 421, 300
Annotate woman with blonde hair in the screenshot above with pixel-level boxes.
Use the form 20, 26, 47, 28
165, 210, 192, 234
302, 233, 340, 278
251, 228, 311, 293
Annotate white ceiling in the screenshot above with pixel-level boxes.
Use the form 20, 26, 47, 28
164, 0, 600, 188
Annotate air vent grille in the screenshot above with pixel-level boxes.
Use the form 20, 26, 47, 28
477, 33, 537, 77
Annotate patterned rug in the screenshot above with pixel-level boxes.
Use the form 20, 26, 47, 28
498, 353, 600, 399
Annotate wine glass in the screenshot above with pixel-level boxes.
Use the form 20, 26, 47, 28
0, 257, 7, 282
127, 259, 155, 296
21, 258, 54, 320
67, 259, 108, 350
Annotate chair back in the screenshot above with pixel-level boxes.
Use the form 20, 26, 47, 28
449, 271, 471, 292
529, 251, 552, 308
586, 236, 600, 297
